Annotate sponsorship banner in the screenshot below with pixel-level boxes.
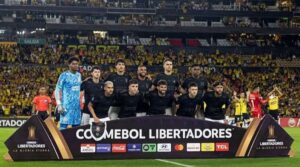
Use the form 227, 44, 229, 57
17, 38, 46, 45
0, 117, 28, 128
79, 65, 93, 72
0, 42, 17, 46
5, 115, 294, 161
279, 118, 300, 128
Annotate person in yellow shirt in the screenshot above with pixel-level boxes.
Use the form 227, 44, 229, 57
267, 85, 283, 122
232, 91, 249, 127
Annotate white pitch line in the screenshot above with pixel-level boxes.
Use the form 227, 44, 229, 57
156, 159, 194, 167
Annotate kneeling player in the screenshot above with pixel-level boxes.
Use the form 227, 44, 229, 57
113, 79, 144, 118
146, 80, 175, 115
88, 81, 116, 124
202, 82, 231, 124
176, 82, 202, 118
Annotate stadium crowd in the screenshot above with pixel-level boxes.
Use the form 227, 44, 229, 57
0, 44, 299, 118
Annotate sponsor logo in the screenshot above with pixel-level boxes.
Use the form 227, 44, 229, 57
127, 144, 142, 152
288, 118, 296, 127
174, 144, 184, 151
96, 144, 111, 153
157, 143, 171, 152
186, 143, 200, 152
28, 126, 37, 140
112, 144, 126, 153
80, 144, 96, 153
142, 143, 157, 152
201, 143, 215, 152
268, 125, 275, 139
215, 143, 229, 152
279, 118, 300, 128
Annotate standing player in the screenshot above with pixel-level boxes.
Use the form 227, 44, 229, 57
232, 91, 249, 127
176, 82, 202, 118
267, 85, 283, 121
32, 86, 52, 120
55, 57, 82, 130
80, 66, 103, 125
136, 65, 152, 95
152, 59, 180, 96
201, 82, 231, 123
136, 65, 152, 116
248, 85, 268, 119
113, 79, 144, 118
147, 80, 175, 115
88, 81, 115, 123
182, 64, 208, 96
105, 59, 131, 93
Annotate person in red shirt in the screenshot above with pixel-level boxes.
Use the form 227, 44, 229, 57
32, 86, 52, 120
248, 86, 268, 118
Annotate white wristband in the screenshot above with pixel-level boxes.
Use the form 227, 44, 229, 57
56, 100, 61, 106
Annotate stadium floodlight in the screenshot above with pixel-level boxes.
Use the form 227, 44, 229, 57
16, 30, 26, 35
35, 28, 45, 31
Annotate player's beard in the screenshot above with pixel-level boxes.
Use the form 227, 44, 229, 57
138, 73, 146, 78
192, 73, 200, 78
158, 90, 166, 96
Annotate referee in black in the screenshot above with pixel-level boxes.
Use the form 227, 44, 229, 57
201, 81, 231, 124
176, 82, 202, 118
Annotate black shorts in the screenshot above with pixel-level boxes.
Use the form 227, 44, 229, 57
36, 111, 49, 121
235, 115, 242, 123
269, 110, 279, 120
242, 113, 250, 120
54, 107, 60, 122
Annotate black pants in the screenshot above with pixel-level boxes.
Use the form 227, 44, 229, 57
54, 107, 60, 122
36, 111, 49, 120
269, 110, 279, 121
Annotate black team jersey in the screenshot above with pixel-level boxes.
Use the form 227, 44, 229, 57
105, 73, 132, 93
146, 90, 175, 115
114, 91, 144, 118
153, 73, 179, 95
80, 78, 104, 116
137, 78, 152, 112
202, 91, 231, 120
182, 76, 208, 96
176, 94, 202, 117
137, 78, 152, 95
90, 92, 116, 118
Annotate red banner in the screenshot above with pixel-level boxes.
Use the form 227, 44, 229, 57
279, 118, 300, 128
